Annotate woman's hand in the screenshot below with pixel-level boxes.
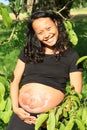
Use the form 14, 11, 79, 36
13, 107, 30, 120
24, 115, 37, 124
13, 107, 37, 124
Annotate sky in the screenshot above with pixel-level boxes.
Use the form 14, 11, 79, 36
0, 0, 9, 5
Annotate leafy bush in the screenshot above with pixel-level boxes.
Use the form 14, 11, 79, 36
0, 66, 13, 129
35, 86, 87, 130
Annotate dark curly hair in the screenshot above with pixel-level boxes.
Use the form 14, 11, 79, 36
24, 10, 71, 63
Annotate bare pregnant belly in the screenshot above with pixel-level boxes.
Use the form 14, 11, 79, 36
19, 83, 64, 113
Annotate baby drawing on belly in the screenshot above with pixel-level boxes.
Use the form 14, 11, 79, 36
19, 90, 50, 113
18, 83, 64, 113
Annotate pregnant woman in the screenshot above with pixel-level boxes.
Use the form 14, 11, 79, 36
7, 10, 82, 130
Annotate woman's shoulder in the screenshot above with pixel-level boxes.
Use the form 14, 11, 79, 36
64, 47, 79, 57
18, 48, 27, 63
63, 47, 80, 65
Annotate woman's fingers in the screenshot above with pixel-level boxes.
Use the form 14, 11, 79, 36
14, 107, 37, 124
24, 116, 37, 124
15, 107, 30, 120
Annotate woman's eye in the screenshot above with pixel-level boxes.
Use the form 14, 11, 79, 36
47, 27, 51, 30
37, 31, 43, 35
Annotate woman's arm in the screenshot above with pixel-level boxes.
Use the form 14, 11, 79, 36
10, 59, 30, 119
10, 59, 36, 124
10, 59, 25, 110
69, 71, 82, 94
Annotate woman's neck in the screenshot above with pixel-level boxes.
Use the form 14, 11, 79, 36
45, 45, 67, 54
45, 47, 59, 55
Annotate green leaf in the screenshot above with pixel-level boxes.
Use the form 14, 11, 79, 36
59, 122, 65, 130
68, 30, 78, 45
62, 108, 68, 117
82, 107, 87, 125
16, 0, 21, 7
64, 119, 74, 130
75, 119, 85, 130
55, 107, 62, 127
1, 7, 12, 27
0, 98, 6, 111
64, 21, 72, 30
5, 97, 12, 111
35, 113, 48, 130
66, 95, 80, 106
76, 107, 83, 119
0, 110, 13, 124
0, 82, 5, 97
76, 56, 87, 65
47, 110, 55, 130
64, 20, 78, 45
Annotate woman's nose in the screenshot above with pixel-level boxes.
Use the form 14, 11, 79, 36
44, 31, 50, 39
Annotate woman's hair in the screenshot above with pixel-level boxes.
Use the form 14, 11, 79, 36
24, 10, 71, 63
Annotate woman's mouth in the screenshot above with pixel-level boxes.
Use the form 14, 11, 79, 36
45, 35, 54, 43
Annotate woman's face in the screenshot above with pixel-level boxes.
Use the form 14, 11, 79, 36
32, 17, 58, 47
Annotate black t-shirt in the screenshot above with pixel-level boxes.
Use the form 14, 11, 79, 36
19, 48, 82, 93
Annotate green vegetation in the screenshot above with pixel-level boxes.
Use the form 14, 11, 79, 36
35, 87, 87, 130
70, 8, 87, 56
72, 14, 87, 57
71, 8, 87, 14
0, 23, 11, 42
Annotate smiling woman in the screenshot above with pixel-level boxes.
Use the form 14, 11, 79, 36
0, 0, 9, 5
6, 10, 82, 130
